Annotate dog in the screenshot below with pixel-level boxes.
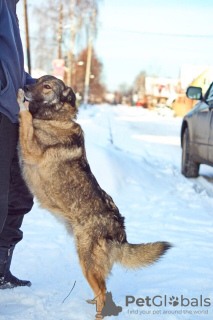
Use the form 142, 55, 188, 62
17, 75, 171, 318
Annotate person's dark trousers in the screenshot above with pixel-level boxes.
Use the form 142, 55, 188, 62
0, 112, 33, 248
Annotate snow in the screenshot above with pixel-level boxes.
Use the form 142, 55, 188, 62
1, 105, 213, 320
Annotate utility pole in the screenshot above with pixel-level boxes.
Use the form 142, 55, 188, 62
83, 5, 96, 107
23, 0, 31, 74
68, 0, 75, 87
57, 4, 63, 59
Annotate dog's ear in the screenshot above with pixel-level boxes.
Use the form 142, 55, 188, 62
60, 87, 76, 107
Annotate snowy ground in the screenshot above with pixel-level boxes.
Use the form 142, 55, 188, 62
0, 105, 213, 320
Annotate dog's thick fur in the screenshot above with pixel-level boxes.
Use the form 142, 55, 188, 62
18, 76, 171, 317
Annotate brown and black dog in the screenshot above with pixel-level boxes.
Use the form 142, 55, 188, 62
17, 75, 171, 318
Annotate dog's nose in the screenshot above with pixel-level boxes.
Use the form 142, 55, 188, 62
24, 85, 30, 92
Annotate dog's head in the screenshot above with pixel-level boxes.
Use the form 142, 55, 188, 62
24, 75, 77, 121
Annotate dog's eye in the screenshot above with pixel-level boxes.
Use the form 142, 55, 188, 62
44, 84, 51, 89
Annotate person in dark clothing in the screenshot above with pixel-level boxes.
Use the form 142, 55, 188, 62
0, 0, 35, 288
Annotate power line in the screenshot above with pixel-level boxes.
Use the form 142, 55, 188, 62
100, 27, 213, 38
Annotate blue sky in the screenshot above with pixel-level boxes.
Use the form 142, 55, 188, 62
17, 0, 213, 90
95, 0, 213, 90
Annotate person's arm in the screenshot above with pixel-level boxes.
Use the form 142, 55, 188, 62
25, 72, 36, 85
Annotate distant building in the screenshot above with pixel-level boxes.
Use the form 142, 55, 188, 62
105, 92, 115, 104
190, 67, 213, 93
178, 64, 211, 92
172, 65, 213, 117
145, 77, 178, 108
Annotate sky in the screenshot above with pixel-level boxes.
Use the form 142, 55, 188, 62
17, 0, 213, 91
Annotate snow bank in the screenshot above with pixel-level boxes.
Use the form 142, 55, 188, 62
0, 105, 212, 320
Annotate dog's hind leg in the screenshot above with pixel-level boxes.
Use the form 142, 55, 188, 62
88, 271, 106, 319
79, 255, 107, 318
78, 241, 113, 319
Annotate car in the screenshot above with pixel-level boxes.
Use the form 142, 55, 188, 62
181, 82, 213, 177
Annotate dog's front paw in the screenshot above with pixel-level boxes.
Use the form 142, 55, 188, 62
17, 89, 27, 112
17, 89, 24, 103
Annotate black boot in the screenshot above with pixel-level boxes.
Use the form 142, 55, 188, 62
0, 245, 31, 289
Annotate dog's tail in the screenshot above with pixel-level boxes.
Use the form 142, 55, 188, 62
116, 241, 171, 269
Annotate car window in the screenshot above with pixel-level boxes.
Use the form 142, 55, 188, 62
196, 101, 208, 112
206, 83, 213, 101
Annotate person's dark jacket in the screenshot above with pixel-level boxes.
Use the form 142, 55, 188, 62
0, 0, 35, 123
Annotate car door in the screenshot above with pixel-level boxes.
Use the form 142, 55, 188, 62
192, 99, 211, 162
206, 84, 213, 162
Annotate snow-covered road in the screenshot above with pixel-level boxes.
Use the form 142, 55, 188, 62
1, 105, 213, 320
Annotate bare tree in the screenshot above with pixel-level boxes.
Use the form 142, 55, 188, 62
74, 47, 106, 103
32, 0, 101, 74
133, 71, 146, 96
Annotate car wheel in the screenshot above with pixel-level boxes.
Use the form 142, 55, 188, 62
181, 128, 200, 177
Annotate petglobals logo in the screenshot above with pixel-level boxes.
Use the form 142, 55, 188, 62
126, 295, 211, 308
